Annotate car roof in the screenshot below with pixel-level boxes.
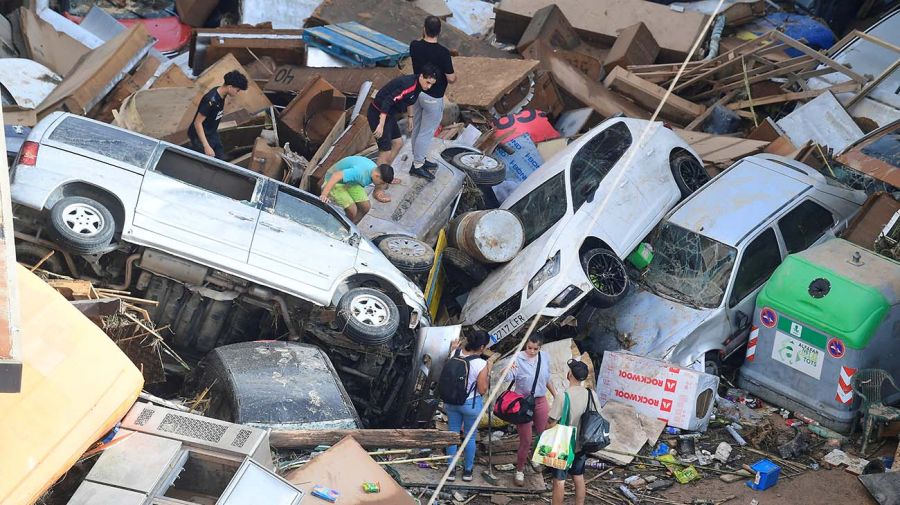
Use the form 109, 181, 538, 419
667, 155, 814, 246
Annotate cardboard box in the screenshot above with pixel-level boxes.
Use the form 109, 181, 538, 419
248, 137, 285, 180
603, 22, 659, 71
278, 76, 347, 158
176, 0, 219, 28
597, 351, 719, 431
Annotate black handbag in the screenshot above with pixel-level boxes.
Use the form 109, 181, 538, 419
579, 389, 611, 453
493, 352, 541, 425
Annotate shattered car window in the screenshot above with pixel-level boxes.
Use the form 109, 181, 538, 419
644, 223, 736, 308
274, 189, 351, 241
508, 171, 567, 247
570, 121, 632, 212
860, 133, 900, 169
48, 117, 157, 168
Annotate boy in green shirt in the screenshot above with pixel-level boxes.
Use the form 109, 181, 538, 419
319, 156, 395, 223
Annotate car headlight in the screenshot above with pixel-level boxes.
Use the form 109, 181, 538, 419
527, 251, 561, 297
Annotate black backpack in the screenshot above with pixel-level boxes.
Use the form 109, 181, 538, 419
579, 389, 611, 453
438, 350, 479, 406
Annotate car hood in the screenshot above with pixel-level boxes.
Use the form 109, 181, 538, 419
588, 287, 716, 360
461, 227, 560, 325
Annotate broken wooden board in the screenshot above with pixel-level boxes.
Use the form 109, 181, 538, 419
90, 55, 160, 123
284, 437, 416, 505
446, 57, 540, 110
248, 137, 285, 180
190, 27, 305, 74
675, 129, 769, 167
604, 66, 705, 124
549, 56, 650, 119
16, 7, 90, 77
494, 0, 708, 61
37, 23, 154, 117
726, 81, 861, 110
150, 64, 193, 89
392, 462, 545, 493
311, 114, 375, 189
522, 40, 604, 81
604, 21, 659, 71
271, 429, 460, 450
266, 65, 402, 95
309, 0, 512, 59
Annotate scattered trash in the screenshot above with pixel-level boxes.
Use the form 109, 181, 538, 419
746, 459, 781, 491
726, 425, 747, 447
714, 442, 733, 464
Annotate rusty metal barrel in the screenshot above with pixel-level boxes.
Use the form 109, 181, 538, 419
448, 210, 524, 264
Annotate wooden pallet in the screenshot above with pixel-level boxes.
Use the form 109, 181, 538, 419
302, 22, 409, 67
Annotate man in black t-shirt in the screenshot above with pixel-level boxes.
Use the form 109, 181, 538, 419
408, 16, 456, 179
188, 70, 248, 159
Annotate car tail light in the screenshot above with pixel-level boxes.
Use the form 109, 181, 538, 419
18, 141, 39, 166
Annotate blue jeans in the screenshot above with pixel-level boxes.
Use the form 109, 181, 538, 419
445, 396, 483, 471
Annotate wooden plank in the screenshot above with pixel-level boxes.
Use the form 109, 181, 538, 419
604, 66, 704, 123
549, 56, 650, 119
846, 58, 900, 108
770, 31, 867, 84
266, 65, 402, 95
270, 429, 460, 450
309, 0, 512, 59
151, 63, 193, 89
446, 57, 540, 109
727, 81, 861, 110
493, 0, 708, 61
675, 129, 769, 166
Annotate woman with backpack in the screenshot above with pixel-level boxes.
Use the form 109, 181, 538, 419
507, 333, 557, 486
441, 330, 494, 482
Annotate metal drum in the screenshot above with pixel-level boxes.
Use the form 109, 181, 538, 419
448, 210, 524, 264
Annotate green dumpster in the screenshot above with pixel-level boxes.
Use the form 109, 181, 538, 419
738, 239, 899, 433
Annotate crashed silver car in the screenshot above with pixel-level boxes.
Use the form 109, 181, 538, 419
9, 112, 452, 425
579, 154, 865, 373
462, 118, 709, 346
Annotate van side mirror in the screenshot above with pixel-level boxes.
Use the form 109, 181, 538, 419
735, 311, 750, 331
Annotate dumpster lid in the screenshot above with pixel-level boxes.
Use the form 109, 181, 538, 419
758, 240, 896, 349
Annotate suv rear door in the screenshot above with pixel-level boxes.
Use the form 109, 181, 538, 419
249, 184, 357, 292
133, 148, 262, 262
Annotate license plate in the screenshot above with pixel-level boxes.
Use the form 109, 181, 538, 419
771, 330, 824, 380
490, 313, 526, 344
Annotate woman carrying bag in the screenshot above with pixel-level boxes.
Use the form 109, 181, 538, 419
499, 334, 557, 486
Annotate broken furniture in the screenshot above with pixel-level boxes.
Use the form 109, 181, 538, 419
189, 27, 305, 76
66, 402, 302, 504
302, 22, 409, 67
851, 369, 900, 454
277, 76, 347, 159
0, 266, 143, 504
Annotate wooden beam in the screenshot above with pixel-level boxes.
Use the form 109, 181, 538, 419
770, 31, 868, 84
269, 429, 461, 450
846, 58, 900, 108
690, 56, 818, 101
604, 66, 704, 123
726, 81, 861, 110
548, 56, 650, 119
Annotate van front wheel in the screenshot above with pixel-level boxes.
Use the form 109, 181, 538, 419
49, 196, 115, 255
581, 248, 629, 308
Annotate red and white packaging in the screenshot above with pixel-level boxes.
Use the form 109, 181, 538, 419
597, 351, 720, 431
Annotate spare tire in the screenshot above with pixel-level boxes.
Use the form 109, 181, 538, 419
336, 287, 400, 346
441, 247, 489, 293
377, 235, 435, 274
49, 196, 115, 255
452, 152, 506, 186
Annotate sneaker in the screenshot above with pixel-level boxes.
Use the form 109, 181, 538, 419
447, 467, 457, 482
409, 166, 435, 180
422, 159, 438, 172
462, 469, 474, 482
514, 471, 525, 487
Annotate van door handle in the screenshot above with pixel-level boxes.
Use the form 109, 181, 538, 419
260, 222, 283, 233
229, 211, 254, 222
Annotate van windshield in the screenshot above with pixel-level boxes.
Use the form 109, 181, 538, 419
643, 222, 736, 308
507, 171, 567, 247
48, 117, 157, 168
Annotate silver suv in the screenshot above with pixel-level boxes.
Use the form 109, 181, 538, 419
578, 154, 866, 374
10, 112, 450, 424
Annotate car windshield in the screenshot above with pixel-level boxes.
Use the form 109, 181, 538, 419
643, 222, 737, 308
507, 171, 567, 247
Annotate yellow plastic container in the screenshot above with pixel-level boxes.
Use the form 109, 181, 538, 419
0, 266, 143, 505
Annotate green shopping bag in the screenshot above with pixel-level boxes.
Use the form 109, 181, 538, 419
531, 392, 577, 470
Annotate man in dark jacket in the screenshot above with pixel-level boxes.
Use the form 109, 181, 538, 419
367, 63, 440, 181
188, 70, 248, 159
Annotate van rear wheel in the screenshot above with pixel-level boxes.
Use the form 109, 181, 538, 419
49, 196, 115, 255
581, 248, 628, 308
